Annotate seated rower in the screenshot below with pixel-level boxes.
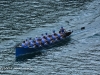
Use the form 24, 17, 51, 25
45, 33, 48, 37
45, 33, 52, 43
41, 37, 48, 45
29, 38, 33, 43
48, 35, 53, 40
41, 34, 47, 39
57, 31, 63, 40
25, 39, 29, 46
52, 30, 58, 41
35, 37, 38, 41
35, 37, 42, 47
35, 40, 41, 47
45, 33, 51, 39
30, 40, 36, 48
21, 41, 28, 48
52, 30, 57, 35
41, 34, 44, 38
60, 26, 66, 33
35, 37, 42, 43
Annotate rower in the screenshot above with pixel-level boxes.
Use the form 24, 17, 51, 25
35, 37, 42, 47
52, 30, 56, 35
35, 40, 41, 47
29, 38, 33, 43
45, 33, 48, 37
45, 33, 51, 43
30, 40, 36, 48
35, 37, 38, 41
25, 39, 29, 46
21, 41, 28, 48
57, 31, 63, 40
41, 34, 44, 38
60, 26, 66, 33
52, 30, 57, 41
41, 37, 48, 45
41, 34, 46, 39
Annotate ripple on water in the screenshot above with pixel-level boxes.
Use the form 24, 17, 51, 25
0, 0, 100, 75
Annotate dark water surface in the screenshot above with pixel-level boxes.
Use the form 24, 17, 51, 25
0, 0, 100, 75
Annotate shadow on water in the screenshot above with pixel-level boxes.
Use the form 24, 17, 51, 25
16, 37, 71, 62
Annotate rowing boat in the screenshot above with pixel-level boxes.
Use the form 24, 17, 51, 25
16, 31, 72, 59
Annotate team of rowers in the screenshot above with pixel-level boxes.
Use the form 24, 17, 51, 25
21, 27, 66, 48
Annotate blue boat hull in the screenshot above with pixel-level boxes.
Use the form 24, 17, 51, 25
16, 31, 72, 58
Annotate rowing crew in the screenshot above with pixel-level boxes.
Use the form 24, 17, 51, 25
21, 27, 66, 48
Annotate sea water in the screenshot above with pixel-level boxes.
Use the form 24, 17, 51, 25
0, 0, 100, 75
